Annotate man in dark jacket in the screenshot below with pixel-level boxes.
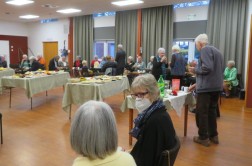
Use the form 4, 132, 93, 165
115, 44, 126, 75
189, 33, 224, 147
0, 56, 7, 68
29, 56, 41, 71
48, 55, 60, 71
101, 55, 117, 75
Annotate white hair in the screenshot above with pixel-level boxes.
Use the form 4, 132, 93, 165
150, 56, 155, 60
23, 54, 27, 58
172, 45, 181, 52
227, 60, 235, 67
70, 101, 118, 159
29, 56, 36, 60
128, 56, 133, 61
118, 44, 123, 49
195, 33, 208, 44
157, 48, 165, 54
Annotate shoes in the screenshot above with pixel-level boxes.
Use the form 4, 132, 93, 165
193, 136, 210, 147
210, 136, 219, 144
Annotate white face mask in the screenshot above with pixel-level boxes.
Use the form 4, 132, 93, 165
135, 98, 152, 113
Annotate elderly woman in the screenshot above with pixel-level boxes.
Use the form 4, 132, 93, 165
124, 56, 135, 73
130, 74, 176, 166
74, 56, 83, 68
20, 54, 30, 70
223, 60, 238, 97
170, 45, 187, 87
133, 56, 145, 71
146, 56, 154, 71
152, 48, 168, 80
70, 101, 136, 166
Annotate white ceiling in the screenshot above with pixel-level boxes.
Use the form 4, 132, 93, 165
0, 0, 195, 22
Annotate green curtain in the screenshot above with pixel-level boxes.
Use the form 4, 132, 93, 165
207, 0, 248, 74
141, 6, 173, 64
74, 15, 94, 65
115, 10, 138, 59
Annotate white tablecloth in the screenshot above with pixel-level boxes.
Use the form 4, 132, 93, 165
1, 72, 70, 98
0, 68, 15, 94
62, 77, 130, 112
121, 91, 196, 117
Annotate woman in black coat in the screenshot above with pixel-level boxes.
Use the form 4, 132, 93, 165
152, 48, 168, 80
130, 74, 176, 166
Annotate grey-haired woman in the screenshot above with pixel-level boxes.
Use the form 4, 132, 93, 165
70, 101, 136, 166
130, 74, 177, 166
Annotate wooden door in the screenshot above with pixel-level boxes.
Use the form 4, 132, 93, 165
43, 42, 58, 70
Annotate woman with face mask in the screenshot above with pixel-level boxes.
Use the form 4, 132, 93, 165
130, 74, 177, 166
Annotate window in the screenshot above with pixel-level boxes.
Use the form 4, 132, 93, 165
174, 40, 200, 63
173, 0, 209, 9
93, 11, 116, 18
93, 40, 115, 60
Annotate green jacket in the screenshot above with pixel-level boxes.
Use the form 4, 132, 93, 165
224, 67, 238, 86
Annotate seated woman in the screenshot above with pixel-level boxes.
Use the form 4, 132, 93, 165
70, 101, 136, 166
223, 60, 238, 97
133, 56, 145, 71
80, 60, 90, 77
58, 56, 70, 72
146, 56, 154, 71
130, 74, 177, 166
124, 56, 135, 73
28, 56, 41, 71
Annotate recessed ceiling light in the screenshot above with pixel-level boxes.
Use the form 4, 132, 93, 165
112, 0, 144, 6
56, 8, 82, 14
6, 0, 34, 6
19, 15, 39, 19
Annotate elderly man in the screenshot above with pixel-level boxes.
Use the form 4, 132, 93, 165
37, 53, 46, 67
48, 55, 61, 71
0, 56, 7, 68
189, 34, 224, 147
152, 48, 168, 80
133, 56, 145, 71
115, 44, 126, 75
29, 56, 41, 71
20, 54, 30, 71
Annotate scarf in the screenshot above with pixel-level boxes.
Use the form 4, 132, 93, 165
130, 99, 165, 139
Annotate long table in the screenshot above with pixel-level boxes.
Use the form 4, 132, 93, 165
0, 68, 15, 94
62, 77, 130, 119
1, 72, 70, 109
121, 91, 196, 145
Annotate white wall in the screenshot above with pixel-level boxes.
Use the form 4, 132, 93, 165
0, 20, 28, 36
174, 6, 208, 22
245, 0, 252, 87
94, 15, 115, 27
27, 19, 69, 56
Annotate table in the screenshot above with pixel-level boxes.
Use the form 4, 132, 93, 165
121, 91, 196, 145
1, 72, 70, 109
0, 68, 15, 94
62, 77, 130, 119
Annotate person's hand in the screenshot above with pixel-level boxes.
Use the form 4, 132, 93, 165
188, 84, 196, 92
161, 56, 167, 63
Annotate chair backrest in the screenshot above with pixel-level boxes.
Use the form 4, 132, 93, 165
105, 67, 117, 76
158, 136, 181, 166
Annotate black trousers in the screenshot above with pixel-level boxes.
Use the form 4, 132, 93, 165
196, 91, 219, 140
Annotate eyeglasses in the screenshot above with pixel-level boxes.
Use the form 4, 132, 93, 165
131, 91, 149, 99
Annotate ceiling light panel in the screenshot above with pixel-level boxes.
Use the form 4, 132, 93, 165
56, 8, 82, 14
112, 0, 144, 6
6, 0, 34, 6
19, 15, 39, 19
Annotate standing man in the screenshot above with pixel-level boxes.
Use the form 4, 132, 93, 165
115, 44, 126, 75
189, 34, 224, 147
152, 48, 168, 80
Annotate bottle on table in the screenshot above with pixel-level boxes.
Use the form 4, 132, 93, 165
158, 75, 165, 97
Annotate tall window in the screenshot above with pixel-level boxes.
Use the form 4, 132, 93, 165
93, 40, 115, 60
